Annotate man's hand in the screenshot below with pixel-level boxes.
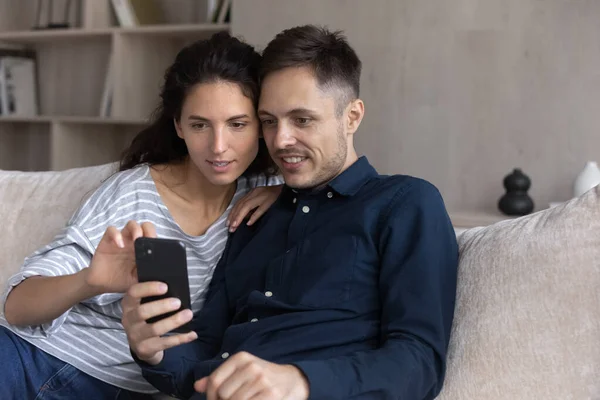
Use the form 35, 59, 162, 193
194, 351, 309, 400
121, 281, 197, 365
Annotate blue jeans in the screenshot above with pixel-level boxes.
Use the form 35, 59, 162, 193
0, 326, 153, 400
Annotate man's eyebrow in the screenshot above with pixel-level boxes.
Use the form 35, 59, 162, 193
287, 108, 318, 116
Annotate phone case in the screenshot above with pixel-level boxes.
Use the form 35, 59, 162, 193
134, 237, 192, 333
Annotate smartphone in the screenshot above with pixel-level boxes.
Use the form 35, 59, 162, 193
134, 237, 192, 333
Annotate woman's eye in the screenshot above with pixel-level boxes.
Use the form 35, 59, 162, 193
230, 122, 247, 129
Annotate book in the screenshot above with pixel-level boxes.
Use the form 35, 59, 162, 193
129, 0, 164, 25
99, 53, 114, 117
205, 0, 219, 22
111, 0, 136, 27
212, 0, 232, 23
111, 0, 164, 27
0, 48, 39, 116
0, 56, 39, 116
216, 0, 232, 24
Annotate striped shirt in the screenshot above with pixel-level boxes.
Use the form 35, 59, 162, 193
0, 164, 281, 393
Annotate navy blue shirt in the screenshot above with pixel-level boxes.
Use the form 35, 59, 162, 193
138, 157, 459, 400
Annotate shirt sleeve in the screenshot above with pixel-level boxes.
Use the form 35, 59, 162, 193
247, 172, 284, 188
293, 179, 459, 399
1, 223, 96, 337
136, 238, 234, 399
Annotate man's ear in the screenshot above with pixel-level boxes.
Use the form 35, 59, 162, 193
346, 99, 365, 135
174, 118, 184, 139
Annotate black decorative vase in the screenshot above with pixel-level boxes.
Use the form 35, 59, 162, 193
498, 168, 534, 216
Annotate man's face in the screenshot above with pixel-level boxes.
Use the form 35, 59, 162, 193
258, 67, 356, 190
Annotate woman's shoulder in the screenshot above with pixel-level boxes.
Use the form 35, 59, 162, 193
239, 172, 284, 191
69, 164, 154, 224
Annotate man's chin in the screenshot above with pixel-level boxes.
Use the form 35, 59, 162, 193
284, 176, 314, 190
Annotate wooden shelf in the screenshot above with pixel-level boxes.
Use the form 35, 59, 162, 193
118, 23, 230, 37
449, 211, 515, 228
0, 116, 147, 125
0, 24, 229, 42
0, 28, 112, 42
0, 0, 231, 172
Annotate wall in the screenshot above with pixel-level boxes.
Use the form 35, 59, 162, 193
232, 0, 600, 212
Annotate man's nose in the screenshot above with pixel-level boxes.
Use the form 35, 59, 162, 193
273, 123, 296, 149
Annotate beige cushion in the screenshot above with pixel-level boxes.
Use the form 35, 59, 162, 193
438, 186, 600, 399
0, 164, 117, 307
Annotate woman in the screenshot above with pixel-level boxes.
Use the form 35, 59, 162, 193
0, 32, 281, 399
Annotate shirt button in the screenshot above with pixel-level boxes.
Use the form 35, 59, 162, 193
265, 291, 273, 297
302, 206, 310, 213
250, 318, 258, 322
327, 192, 333, 198
293, 198, 297, 204
221, 352, 230, 359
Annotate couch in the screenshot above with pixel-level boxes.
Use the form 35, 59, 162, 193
1, 163, 598, 399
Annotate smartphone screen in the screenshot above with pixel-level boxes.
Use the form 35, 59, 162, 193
134, 237, 192, 333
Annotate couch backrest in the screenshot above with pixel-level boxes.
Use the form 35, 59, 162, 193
438, 186, 600, 399
0, 164, 116, 307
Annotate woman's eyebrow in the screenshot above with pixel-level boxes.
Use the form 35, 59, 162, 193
187, 114, 251, 122
226, 114, 251, 121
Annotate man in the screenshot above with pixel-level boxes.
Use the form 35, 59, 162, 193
122, 25, 459, 400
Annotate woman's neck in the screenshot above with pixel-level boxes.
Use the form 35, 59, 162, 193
154, 158, 237, 216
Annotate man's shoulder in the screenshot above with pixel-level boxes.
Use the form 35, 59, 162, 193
368, 173, 442, 202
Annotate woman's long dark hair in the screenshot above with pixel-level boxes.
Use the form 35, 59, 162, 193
119, 32, 275, 176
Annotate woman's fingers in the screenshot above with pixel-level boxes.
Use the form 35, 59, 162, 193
228, 197, 262, 232
141, 221, 157, 238
103, 226, 124, 248
248, 204, 272, 226
227, 195, 253, 228
122, 220, 143, 243
228, 186, 283, 232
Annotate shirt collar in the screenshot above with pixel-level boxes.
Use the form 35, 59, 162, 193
281, 156, 377, 199
327, 156, 377, 196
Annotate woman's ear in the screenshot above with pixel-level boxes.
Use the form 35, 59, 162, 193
173, 118, 184, 139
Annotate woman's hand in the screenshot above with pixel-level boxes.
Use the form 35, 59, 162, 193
84, 221, 157, 294
227, 185, 283, 232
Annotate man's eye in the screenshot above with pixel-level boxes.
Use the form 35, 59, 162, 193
191, 123, 207, 130
296, 118, 310, 125
261, 119, 276, 126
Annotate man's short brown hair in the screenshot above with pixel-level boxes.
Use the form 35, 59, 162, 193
260, 25, 362, 115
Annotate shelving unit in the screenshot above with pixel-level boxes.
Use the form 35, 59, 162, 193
0, 0, 229, 171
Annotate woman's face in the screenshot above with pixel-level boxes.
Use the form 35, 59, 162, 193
175, 81, 259, 186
